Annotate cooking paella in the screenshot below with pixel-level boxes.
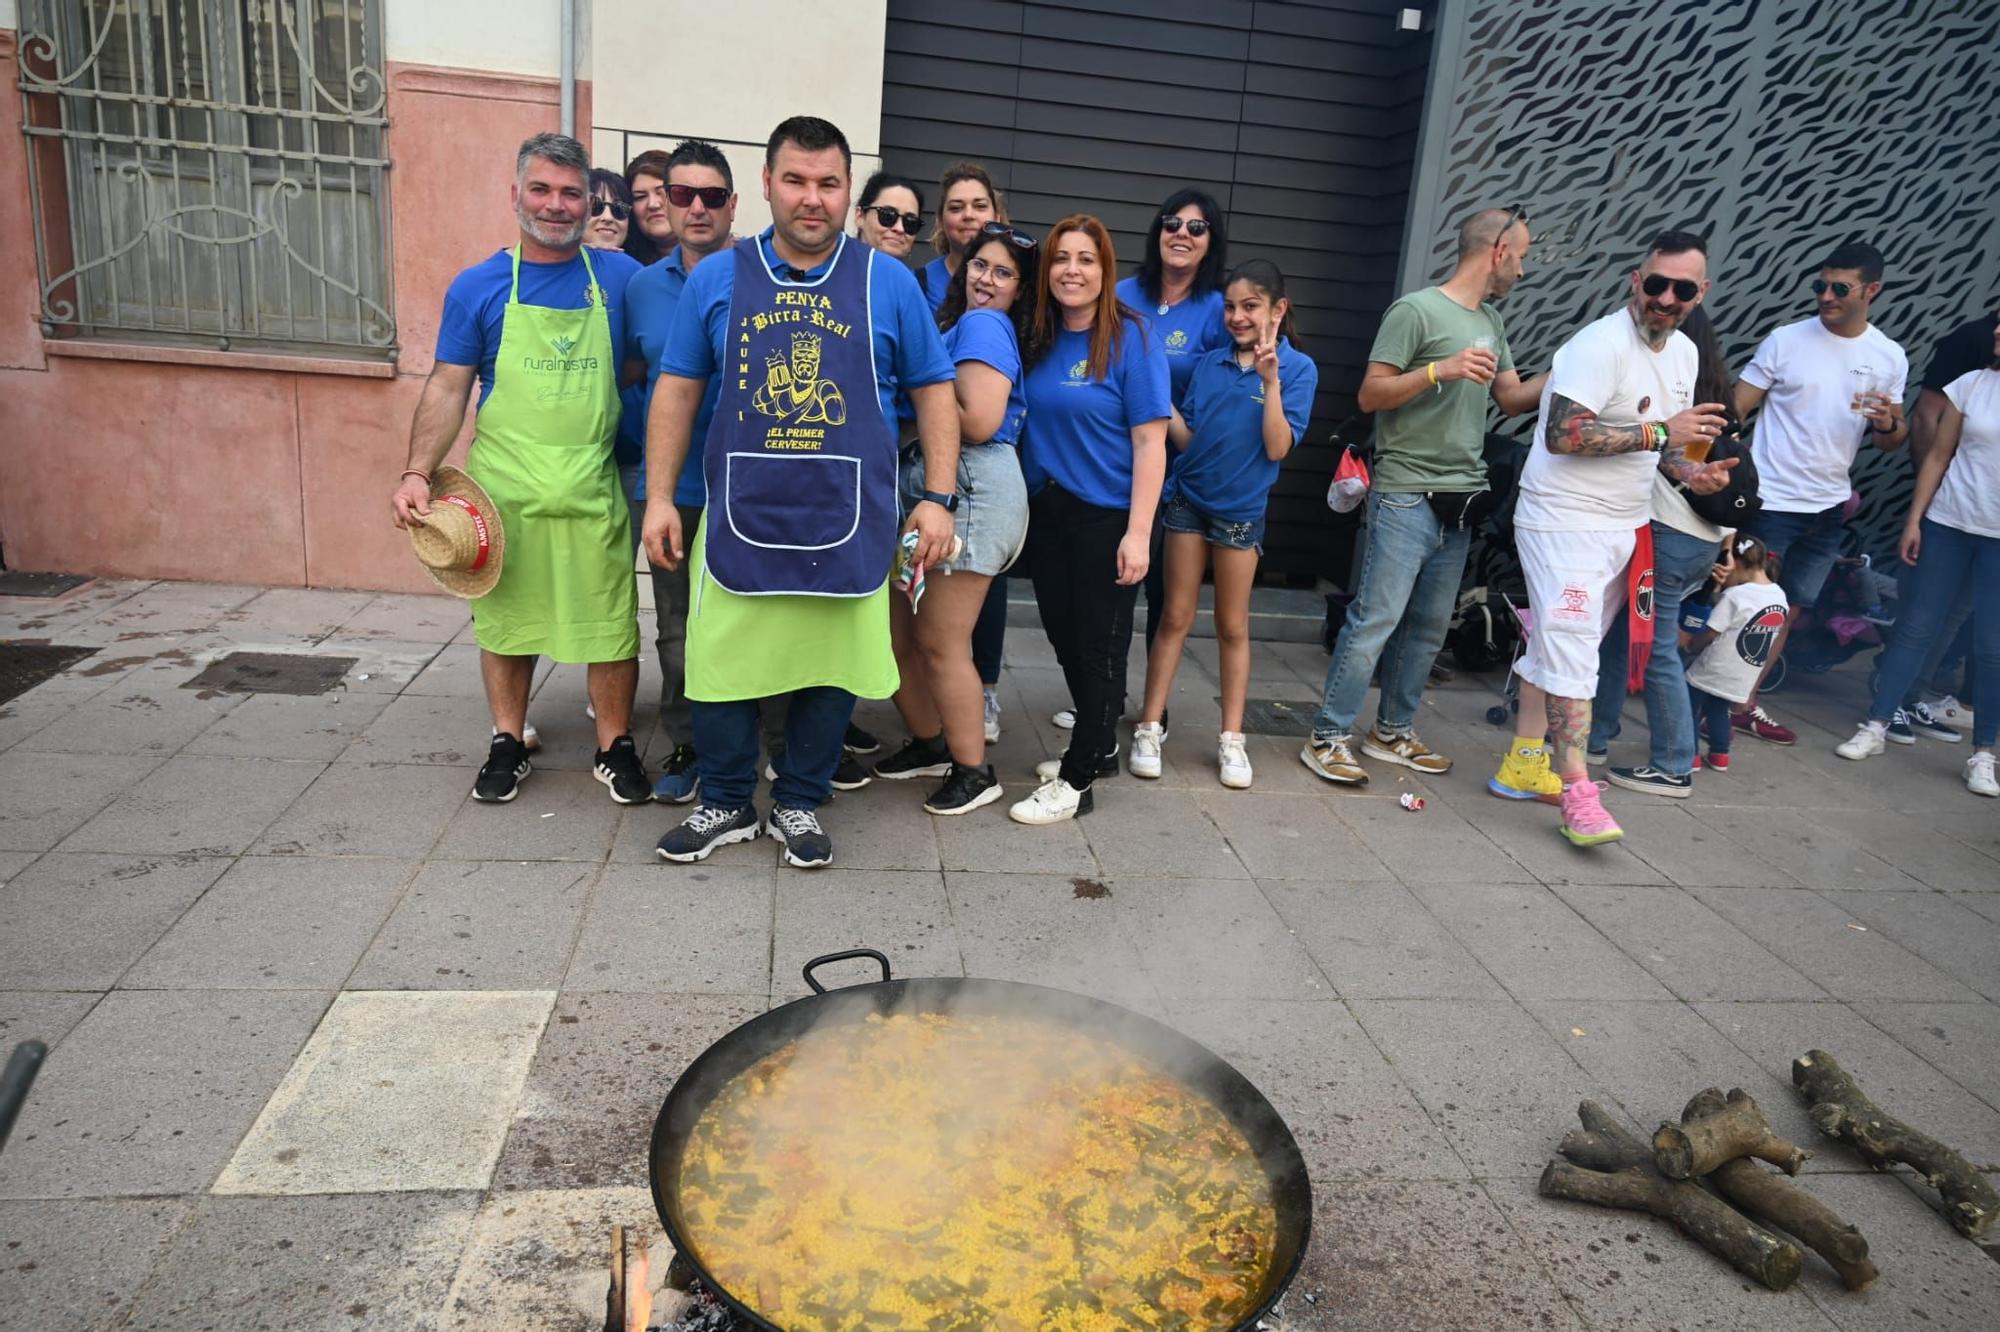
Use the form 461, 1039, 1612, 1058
674, 1009, 1280, 1332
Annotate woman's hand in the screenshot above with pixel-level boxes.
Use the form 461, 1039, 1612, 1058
1115, 531, 1150, 585
1899, 519, 1923, 567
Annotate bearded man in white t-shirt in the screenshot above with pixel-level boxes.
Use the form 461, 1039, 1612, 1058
1731, 240, 1910, 745
1489, 231, 1735, 847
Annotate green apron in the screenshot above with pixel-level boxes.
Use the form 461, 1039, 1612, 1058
466, 246, 640, 664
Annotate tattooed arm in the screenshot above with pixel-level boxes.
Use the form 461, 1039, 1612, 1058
1541, 392, 1657, 456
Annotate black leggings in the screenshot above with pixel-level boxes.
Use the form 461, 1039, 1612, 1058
1026, 484, 1139, 790
972, 574, 1008, 685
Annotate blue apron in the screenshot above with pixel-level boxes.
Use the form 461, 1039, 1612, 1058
701, 235, 897, 597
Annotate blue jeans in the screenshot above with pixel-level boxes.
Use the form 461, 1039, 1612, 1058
1311, 490, 1470, 739
1745, 503, 1845, 608
1868, 519, 2000, 748
691, 686, 856, 811
1689, 685, 1736, 757
1590, 523, 1722, 775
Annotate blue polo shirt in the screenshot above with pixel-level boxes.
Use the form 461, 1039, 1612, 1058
943, 308, 1027, 447
918, 256, 953, 313
1115, 276, 1227, 402
1169, 339, 1318, 522
625, 245, 719, 507
1020, 319, 1171, 510
661, 229, 954, 434
435, 247, 640, 407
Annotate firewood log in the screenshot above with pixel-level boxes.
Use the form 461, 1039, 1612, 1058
1653, 1086, 1810, 1178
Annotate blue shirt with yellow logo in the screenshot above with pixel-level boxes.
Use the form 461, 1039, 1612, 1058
1169, 338, 1318, 523
625, 245, 718, 507
1020, 320, 1171, 510
1115, 276, 1227, 403
436, 247, 640, 408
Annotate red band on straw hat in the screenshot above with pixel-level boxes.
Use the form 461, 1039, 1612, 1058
436, 494, 492, 571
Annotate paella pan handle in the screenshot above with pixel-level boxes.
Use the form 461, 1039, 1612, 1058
802, 948, 893, 993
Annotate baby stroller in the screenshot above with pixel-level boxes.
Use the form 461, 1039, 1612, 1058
1469, 590, 1534, 726
1761, 538, 1895, 695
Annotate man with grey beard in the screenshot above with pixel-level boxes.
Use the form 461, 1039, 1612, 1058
392, 133, 651, 807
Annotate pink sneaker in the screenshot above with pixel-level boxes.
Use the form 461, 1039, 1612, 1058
1559, 778, 1624, 847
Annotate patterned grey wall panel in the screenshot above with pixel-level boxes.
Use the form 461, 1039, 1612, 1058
1416, 0, 2000, 587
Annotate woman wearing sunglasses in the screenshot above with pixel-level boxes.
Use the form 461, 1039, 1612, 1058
1120, 189, 1232, 401
854, 171, 926, 261
919, 161, 1007, 314
872, 223, 1039, 814
585, 168, 633, 252
1010, 215, 1171, 825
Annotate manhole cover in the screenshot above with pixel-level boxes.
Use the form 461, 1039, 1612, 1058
183, 651, 357, 696
0, 643, 99, 705
1239, 698, 1319, 736
0, 572, 94, 598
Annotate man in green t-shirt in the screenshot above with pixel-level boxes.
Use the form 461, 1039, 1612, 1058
1302, 206, 1547, 786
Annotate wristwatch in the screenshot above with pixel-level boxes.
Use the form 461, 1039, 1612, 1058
919, 489, 960, 512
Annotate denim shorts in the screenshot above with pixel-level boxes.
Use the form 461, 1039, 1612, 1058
1744, 503, 1845, 608
898, 441, 1029, 577
1162, 493, 1264, 552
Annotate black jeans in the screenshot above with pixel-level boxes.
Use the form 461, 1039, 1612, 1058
1026, 484, 1139, 790
972, 574, 1008, 685
1140, 504, 1166, 652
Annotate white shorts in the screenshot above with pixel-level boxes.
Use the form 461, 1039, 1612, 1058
1516, 526, 1636, 700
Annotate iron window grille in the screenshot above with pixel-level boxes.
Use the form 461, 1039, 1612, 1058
18, 0, 395, 359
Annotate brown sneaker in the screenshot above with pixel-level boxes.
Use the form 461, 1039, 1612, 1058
1299, 734, 1368, 785
1361, 726, 1452, 774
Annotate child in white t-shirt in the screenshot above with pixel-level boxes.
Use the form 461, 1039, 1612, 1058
1684, 535, 1790, 771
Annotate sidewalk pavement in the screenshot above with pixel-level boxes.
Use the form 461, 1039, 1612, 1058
1, 577, 1996, 1331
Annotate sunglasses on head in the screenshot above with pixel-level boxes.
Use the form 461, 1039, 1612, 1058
1811, 278, 1860, 299
867, 205, 922, 235
980, 221, 1037, 251
667, 183, 730, 209
1159, 215, 1211, 237
590, 198, 630, 220
1642, 274, 1701, 302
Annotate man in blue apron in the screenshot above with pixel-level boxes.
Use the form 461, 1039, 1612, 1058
391, 133, 650, 807
641, 116, 960, 868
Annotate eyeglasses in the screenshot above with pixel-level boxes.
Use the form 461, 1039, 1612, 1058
667, 184, 730, 209
1158, 215, 1211, 237
590, 198, 630, 220
980, 221, 1037, 251
966, 255, 1021, 283
1642, 274, 1701, 302
868, 205, 922, 235
1811, 278, 1858, 299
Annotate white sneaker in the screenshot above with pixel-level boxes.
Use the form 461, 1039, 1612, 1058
584, 703, 596, 721
1218, 732, 1252, 789
1009, 776, 1092, 824
1052, 708, 1076, 730
1966, 752, 1999, 798
1130, 721, 1165, 779
983, 687, 1002, 743
1835, 723, 1886, 761
1935, 694, 1975, 729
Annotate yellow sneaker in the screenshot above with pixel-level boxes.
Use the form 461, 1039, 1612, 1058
1488, 742, 1563, 805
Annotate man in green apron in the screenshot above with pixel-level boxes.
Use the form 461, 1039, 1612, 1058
392, 133, 651, 807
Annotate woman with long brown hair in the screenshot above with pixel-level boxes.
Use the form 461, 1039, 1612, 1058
1009, 215, 1171, 825
919, 161, 1005, 314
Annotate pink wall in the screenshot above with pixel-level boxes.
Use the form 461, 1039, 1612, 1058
0, 38, 598, 593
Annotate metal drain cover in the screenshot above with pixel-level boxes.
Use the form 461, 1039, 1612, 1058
0, 643, 99, 706
183, 651, 357, 696
1239, 698, 1319, 736
0, 572, 94, 598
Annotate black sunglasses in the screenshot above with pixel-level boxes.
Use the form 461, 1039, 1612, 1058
1159, 215, 1211, 237
666, 183, 730, 209
590, 198, 630, 220
868, 205, 922, 235
980, 221, 1037, 251
1642, 274, 1701, 302
1811, 278, 1860, 299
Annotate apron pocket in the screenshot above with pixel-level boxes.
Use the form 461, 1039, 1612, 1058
723, 451, 863, 550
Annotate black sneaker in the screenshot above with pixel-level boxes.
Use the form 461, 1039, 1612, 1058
1034, 745, 1120, 782
592, 735, 652, 805
843, 722, 881, 756
875, 734, 953, 781
831, 753, 873, 791
656, 804, 761, 863
473, 732, 532, 803
767, 805, 833, 868
1905, 701, 1962, 743
924, 763, 1003, 816
1606, 764, 1693, 799
1885, 708, 1917, 745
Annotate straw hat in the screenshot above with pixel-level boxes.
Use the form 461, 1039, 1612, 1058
409, 465, 504, 598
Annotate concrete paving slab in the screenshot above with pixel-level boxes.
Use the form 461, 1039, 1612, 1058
1692, 887, 1982, 1002
1949, 891, 2000, 924
1454, 796, 1672, 886
79, 580, 262, 634
343, 692, 505, 765
567, 863, 772, 993
121, 1190, 480, 1331
430, 767, 622, 862
333, 592, 469, 643
1816, 889, 2000, 1003
405, 641, 554, 698
943, 869, 1161, 1009
492, 991, 765, 1191
1552, 882, 1829, 1002
1195, 789, 1393, 880
1932, 810, 2000, 871
769, 868, 963, 993
309, 637, 447, 694
54, 755, 325, 857
932, 794, 1099, 874
800, 781, 945, 871
1348, 997, 1624, 1177
1331, 795, 1543, 884
1113, 875, 1331, 1003
1805, 807, 2000, 892
1616, 801, 1808, 887
1799, 1171, 2000, 1330
1696, 1000, 2000, 1171
349, 860, 593, 991
215, 989, 553, 1194
436, 1185, 669, 1331
1260, 877, 1507, 1001
215, 586, 378, 641
10, 680, 244, 758
0, 687, 97, 755
0, 849, 34, 881
0, 749, 167, 852
120, 855, 416, 990
0, 988, 328, 1198
1848, 1000, 2000, 1111
252, 761, 471, 858
1410, 880, 1676, 1001
1076, 786, 1252, 878
0, 989, 102, 1052
0, 1198, 192, 1332
0, 852, 231, 989
181, 689, 393, 761
1696, 806, 1924, 891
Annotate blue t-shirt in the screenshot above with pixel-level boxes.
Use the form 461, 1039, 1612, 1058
942, 308, 1027, 447
1020, 319, 1171, 510
434, 247, 641, 408
1116, 276, 1228, 403
661, 229, 954, 436
625, 245, 719, 507
918, 256, 953, 314
1169, 339, 1319, 523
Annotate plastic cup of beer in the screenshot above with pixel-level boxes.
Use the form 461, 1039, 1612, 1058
1849, 366, 1881, 414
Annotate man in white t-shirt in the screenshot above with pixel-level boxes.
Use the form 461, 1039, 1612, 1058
1732, 240, 1910, 745
1488, 231, 1733, 847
